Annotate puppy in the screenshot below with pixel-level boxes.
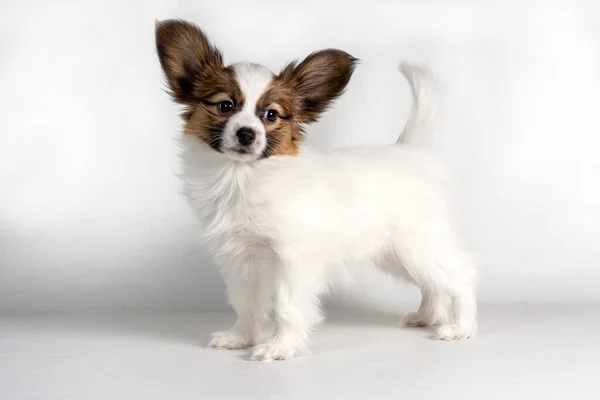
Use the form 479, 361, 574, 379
156, 19, 477, 361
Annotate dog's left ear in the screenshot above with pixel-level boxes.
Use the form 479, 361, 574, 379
279, 49, 357, 123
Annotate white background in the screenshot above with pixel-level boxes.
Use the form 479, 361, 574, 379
1, 0, 599, 313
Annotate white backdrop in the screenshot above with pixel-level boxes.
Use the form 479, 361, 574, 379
1, 0, 599, 313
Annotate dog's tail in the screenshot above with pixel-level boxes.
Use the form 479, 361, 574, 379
397, 63, 439, 148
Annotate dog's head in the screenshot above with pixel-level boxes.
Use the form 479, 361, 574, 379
156, 19, 357, 161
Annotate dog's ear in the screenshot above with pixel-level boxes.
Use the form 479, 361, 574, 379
155, 19, 224, 104
278, 49, 357, 123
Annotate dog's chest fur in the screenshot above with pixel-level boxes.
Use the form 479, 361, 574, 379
182, 155, 273, 265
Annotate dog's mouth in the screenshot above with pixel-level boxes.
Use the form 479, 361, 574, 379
224, 145, 261, 162
223, 144, 250, 155
233, 147, 250, 155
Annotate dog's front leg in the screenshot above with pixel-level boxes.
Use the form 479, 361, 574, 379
209, 260, 273, 350
250, 263, 324, 361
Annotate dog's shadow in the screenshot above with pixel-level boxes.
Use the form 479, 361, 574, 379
7, 305, 559, 354
7, 306, 567, 363
13, 305, 554, 361
5, 308, 416, 348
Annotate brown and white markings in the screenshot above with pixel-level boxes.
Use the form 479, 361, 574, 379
156, 19, 357, 160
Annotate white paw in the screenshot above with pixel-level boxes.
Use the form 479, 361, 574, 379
249, 342, 301, 362
208, 331, 253, 350
403, 312, 436, 327
434, 324, 476, 341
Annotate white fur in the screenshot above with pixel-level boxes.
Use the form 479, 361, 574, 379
179, 63, 478, 361
220, 63, 273, 161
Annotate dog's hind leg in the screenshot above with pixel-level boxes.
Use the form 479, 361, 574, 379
377, 255, 448, 327
403, 288, 449, 327
390, 232, 478, 340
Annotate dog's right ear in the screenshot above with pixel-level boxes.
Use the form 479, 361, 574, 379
155, 19, 223, 105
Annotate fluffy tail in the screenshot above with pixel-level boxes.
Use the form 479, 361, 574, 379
397, 63, 439, 148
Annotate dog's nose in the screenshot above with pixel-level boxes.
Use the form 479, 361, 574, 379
236, 127, 256, 146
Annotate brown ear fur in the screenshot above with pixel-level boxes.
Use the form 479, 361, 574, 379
277, 49, 357, 123
155, 19, 226, 105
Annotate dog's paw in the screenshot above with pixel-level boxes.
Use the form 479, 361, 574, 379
403, 312, 436, 327
208, 331, 253, 350
249, 342, 301, 362
434, 324, 476, 341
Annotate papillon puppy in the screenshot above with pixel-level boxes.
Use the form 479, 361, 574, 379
156, 19, 477, 361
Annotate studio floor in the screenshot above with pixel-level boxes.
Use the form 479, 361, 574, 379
1, 304, 599, 400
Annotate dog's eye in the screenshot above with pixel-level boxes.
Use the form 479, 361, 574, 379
263, 109, 278, 122
218, 100, 234, 113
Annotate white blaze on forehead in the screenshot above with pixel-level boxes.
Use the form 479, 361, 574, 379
220, 63, 274, 161
233, 62, 274, 112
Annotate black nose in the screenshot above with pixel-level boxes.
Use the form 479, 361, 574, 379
236, 127, 256, 146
